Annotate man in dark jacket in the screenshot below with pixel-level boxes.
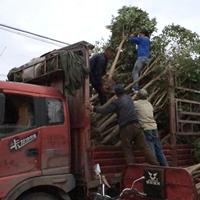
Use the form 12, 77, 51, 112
89, 47, 112, 105
92, 84, 158, 165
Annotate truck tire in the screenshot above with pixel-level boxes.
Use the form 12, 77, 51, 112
20, 192, 59, 200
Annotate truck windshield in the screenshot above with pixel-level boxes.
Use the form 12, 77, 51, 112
0, 93, 35, 137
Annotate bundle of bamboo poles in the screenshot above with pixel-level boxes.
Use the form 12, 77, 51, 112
90, 56, 170, 145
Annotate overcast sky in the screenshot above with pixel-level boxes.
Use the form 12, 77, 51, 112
0, 0, 200, 78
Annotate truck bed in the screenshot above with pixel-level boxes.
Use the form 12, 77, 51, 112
89, 144, 194, 183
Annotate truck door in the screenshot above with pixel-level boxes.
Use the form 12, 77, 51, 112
0, 93, 41, 178
39, 97, 70, 175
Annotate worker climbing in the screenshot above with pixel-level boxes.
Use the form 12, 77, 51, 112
128, 29, 150, 93
89, 47, 113, 105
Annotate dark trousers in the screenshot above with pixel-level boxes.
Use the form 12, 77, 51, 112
144, 129, 168, 166
93, 84, 107, 105
119, 123, 158, 165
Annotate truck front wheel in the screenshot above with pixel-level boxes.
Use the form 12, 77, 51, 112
20, 192, 59, 200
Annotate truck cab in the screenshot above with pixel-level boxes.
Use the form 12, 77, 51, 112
0, 41, 92, 200
0, 81, 75, 200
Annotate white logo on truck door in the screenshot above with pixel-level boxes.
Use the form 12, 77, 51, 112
146, 171, 161, 186
9, 133, 37, 151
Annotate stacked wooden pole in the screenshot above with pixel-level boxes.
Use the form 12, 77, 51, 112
185, 164, 200, 194
90, 56, 170, 145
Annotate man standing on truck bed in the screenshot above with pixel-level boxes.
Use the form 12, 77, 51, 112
89, 47, 113, 105
128, 29, 150, 93
91, 84, 158, 165
134, 89, 168, 166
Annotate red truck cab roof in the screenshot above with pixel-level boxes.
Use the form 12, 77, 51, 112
0, 80, 63, 98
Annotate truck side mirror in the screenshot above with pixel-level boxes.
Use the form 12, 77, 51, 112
0, 93, 5, 125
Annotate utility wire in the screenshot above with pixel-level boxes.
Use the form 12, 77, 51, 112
0, 26, 64, 47
0, 23, 70, 46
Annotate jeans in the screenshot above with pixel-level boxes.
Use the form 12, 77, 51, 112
120, 123, 158, 165
144, 129, 168, 166
132, 57, 149, 90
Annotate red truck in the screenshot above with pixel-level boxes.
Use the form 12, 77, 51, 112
0, 41, 199, 200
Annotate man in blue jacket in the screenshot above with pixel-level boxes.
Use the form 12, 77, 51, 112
129, 29, 150, 92
89, 47, 112, 105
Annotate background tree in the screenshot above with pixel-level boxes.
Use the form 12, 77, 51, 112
106, 6, 157, 83
153, 24, 200, 84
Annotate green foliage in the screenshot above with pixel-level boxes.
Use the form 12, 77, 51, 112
105, 6, 157, 77
161, 24, 199, 55
107, 6, 157, 47
92, 38, 110, 54
152, 24, 200, 82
